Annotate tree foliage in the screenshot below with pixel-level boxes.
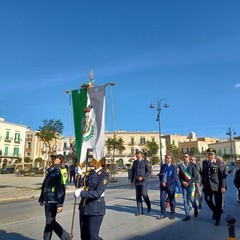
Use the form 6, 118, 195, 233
36, 119, 64, 155
105, 136, 126, 155
145, 140, 159, 157
166, 143, 182, 164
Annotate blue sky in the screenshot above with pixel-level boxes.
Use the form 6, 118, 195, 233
1, 1, 240, 139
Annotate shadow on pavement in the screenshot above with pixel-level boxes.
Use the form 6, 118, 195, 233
0, 230, 34, 240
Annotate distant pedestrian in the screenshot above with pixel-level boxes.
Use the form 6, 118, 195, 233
216, 156, 228, 211
39, 154, 70, 240
130, 149, 151, 216
190, 156, 203, 209
157, 154, 178, 220
178, 153, 198, 221
201, 148, 227, 226
234, 159, 240, 203
69, 163, 75, 184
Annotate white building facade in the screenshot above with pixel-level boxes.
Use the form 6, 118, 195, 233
0, 118, 30, 168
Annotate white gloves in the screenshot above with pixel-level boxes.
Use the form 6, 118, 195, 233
74, 188, 83, 198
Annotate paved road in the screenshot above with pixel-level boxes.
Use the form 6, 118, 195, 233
0, 173, 240, 240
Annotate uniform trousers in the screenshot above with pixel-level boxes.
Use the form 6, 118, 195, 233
204, 190, 222, 221
135, 183, 151, 211
79, 208, 104, 240
44, 204, 69, 240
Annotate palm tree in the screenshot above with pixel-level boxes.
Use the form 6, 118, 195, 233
105, 132, 125, 180
36, 119, 63, 176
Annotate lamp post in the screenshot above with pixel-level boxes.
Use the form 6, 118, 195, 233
150, 98, 169, 166
226, 127, 236, 163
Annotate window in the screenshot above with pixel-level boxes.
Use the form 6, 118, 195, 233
131, 137, 134, 144
6, 131, 10, 140
27, 142, 31, 148
131, 148, 135, 155
15, 133, 20, 141
13, 148, 19, 156
151, 138, 155, 143
64, 142, 67, 148
4, 146, 9, 156
140, 137, 145, 145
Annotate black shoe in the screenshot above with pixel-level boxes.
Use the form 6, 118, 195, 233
169, 213, 175, 220
214, 220, 220, 226
157, 214, 166, 220
182, 216, 190, 221
194, 208, 198, 217
147, 207, 152, 213
135, 212, 143, 216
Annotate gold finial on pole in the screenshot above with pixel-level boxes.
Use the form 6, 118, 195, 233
89, 70, 94, 81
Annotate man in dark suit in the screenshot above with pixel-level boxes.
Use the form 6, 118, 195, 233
201, 148, 226, 226
130, 149, 151, 216
178, 153, 198, 221
158, 154, 178, 220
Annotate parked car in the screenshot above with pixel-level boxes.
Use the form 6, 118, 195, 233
0, 166, 15, 174
17, 167, 44, 176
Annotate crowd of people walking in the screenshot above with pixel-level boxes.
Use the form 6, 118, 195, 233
130, 147, 238, 228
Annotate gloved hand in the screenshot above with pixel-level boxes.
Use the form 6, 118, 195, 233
74, 188, 83, 198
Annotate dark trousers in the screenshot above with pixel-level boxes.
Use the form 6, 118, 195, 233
135, 183, 151, 212
69, 172, 75, 183
160, 188, 175, 215
204, 190, 222, 221
79, 209, 104, 240
44, 204, 69, 240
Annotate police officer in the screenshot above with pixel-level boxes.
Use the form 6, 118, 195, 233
201, 148, 227, 226
130, 149, 151, 216
39, 154, 69, 240
74, 163, 109, 240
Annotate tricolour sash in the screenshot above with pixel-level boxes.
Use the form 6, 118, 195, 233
179, 163, 196, 197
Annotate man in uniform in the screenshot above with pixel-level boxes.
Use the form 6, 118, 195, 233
201, 148, 227, 226
74, 163, 109, 240
39, 154, 69, 240
130, 149, 151, 216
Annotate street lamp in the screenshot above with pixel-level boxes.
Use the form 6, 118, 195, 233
150, 98, 169, 166
226, 127, 236, 163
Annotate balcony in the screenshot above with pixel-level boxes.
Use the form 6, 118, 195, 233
4, 137, 13, 142
14, 138, 22, 143
0, 153, 22, 158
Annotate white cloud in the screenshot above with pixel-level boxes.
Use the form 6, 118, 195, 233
235, 84, 240, 88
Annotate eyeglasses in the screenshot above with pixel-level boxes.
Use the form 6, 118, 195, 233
183, 156, 188, 158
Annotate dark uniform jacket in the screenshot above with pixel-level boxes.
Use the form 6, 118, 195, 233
201, 160, 227, 192
234, 168, 240, 189
131, 159, 151, 185
39, 164, 68, 207
178, 161, 197, 188
158, 163, 178, 192
79, 168, 109, 216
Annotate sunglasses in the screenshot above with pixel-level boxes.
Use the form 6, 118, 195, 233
183, 156, 188, 158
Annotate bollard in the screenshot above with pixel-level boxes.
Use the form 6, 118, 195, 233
225, 214, 236, 240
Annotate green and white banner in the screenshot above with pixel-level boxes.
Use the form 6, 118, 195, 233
72, 85, 105, 164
